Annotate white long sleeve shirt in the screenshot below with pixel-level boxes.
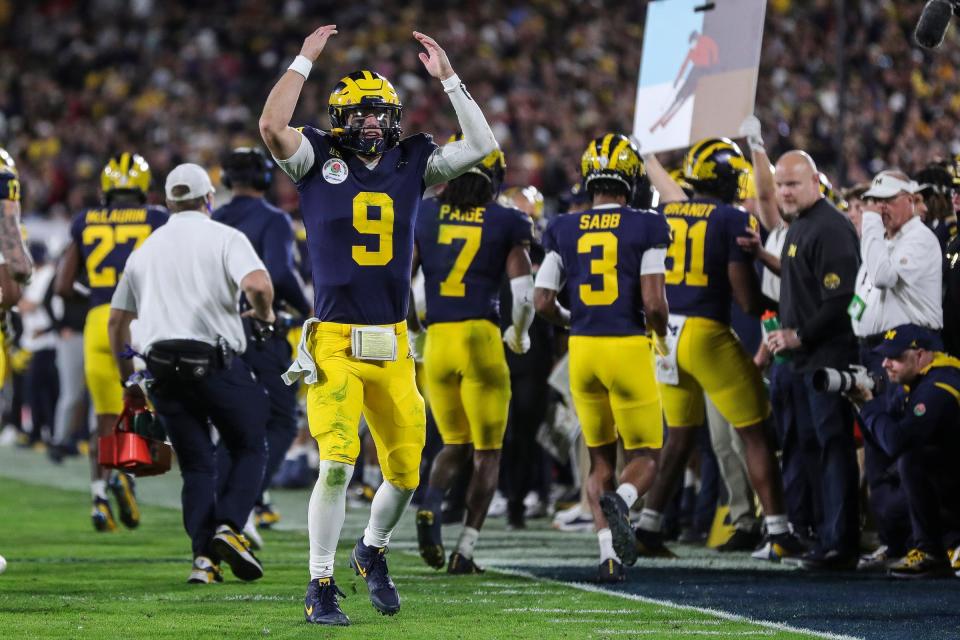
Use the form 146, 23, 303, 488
275, 74, 497, 187
851, 212, 942, 337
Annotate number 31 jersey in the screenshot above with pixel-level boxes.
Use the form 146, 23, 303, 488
659, 197, 756, 324
70, 205, 169, 306
541, 205, 670, 337
415, 198, 532, 325
296, 126, 438, 325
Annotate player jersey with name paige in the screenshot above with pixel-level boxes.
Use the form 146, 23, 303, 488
416, 198, 532, 325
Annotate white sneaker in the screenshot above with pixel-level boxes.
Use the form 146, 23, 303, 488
243, 511, 263, 550
552, 504, 594, 532
524, 492, 548, 519
187, 555, 223, 584
0, 425, 18, 447
486, 491, 507, 518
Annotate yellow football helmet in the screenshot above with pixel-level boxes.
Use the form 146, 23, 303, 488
328, 70, 403, 155
0, 147, 17, 177
580, 133, 644, 197
682, 137, 749, 203
499, 185, 545, 220
447, 132, 506, 189
818, 172, 848, 210
101, 152, 151, 200
669, 167, 694, 195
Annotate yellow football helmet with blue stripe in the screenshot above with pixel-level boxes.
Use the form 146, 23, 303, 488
101, 152, 151, 202
580, 133, 644, 198
683, 137, 749, 203
0, 147, 17, 177
447, 132, 505, 190
328, 70, 403, 155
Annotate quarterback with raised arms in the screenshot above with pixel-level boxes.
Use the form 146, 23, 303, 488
259, 25, 498, 625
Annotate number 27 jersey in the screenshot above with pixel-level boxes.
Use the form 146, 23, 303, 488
541, 205, 670, 337
70, 205, 169, 307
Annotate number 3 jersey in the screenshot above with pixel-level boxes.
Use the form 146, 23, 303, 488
659, 197, 756, 324
295, 126, 438, 325
415, 198, 532, 325
541, 205, 670, 336
70, 205, 169, 306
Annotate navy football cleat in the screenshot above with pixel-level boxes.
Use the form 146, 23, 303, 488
350, 537, 400, 615
109, 472, 141, 529
447, 552, 484, 575
304, 577, 350, 625
91, 497, 117, 532
599, 492, 637, 566
596, 557, 626, 583
211, 524, 263, 581
416, 509, 445, 569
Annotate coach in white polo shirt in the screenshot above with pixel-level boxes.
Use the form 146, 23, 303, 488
852, 170, 943, 349
107, 163, 274, 585
851, 170, 943, 570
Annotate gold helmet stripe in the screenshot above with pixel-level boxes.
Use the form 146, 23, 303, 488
608, 137, 630, 171
599, 133, 614, 167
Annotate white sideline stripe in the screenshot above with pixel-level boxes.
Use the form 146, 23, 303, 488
594, 631, 775, 636
494, 568, 863, 640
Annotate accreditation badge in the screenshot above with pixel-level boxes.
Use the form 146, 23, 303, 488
847, 294, 866, 321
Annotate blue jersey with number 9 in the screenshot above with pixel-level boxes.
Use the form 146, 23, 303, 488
296, 126, 437, 325
541, 205, 670, 337
659, 196, 756, 324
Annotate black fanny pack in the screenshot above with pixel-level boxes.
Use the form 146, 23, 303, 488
146, 339, 231, 382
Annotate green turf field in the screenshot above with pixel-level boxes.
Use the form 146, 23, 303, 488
0, 457, 821, 639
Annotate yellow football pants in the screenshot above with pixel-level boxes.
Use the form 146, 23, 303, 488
84, 303, 123, 416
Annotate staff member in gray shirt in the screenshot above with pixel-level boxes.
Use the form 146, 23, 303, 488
108, 163, 274, 585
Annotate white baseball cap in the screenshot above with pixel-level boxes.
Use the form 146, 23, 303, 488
165, 163, 215, 201
863, 171, 922, 199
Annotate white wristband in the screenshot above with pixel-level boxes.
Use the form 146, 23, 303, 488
288, 55, 313, 80
440, 74, 462, 93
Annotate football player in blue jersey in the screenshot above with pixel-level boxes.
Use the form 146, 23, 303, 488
213, 147, 311, 543
632, 138, 803, 560
259, 26, 498, 625
412, 138, 534, 574
534, 134, 671, 582
55, 152, 168, 532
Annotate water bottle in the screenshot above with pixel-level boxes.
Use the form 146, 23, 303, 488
761, 310, 788, 364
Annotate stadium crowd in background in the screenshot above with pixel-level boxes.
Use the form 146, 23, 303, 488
3, 2, 960, 627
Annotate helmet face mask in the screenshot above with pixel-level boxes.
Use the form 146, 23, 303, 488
328, 71, 403, 156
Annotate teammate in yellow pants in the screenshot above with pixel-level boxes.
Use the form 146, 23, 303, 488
413, 142, 534, 573
55, 152, 167, 531
535, 134, 671, 582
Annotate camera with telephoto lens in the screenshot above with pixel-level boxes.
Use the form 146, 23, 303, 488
812, 365, 885, 394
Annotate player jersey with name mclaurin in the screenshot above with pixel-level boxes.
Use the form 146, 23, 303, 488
416, 198, 532, 325
70, 205, 169, 307
541, 205, 670, 337
659, 197, 756, 324
295, 126, 438, 325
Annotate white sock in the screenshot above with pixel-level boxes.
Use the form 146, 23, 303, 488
616, 483, 639, 509
362, 463, 383, 488
260, 490, 272, 505
91, 480, 108, 500
456, 527, 480, 559
637, 508, 663, 533
362, 481, 415, 549
764, 514, 789, 536
597, 528, 617, 562
308, 461, 353, 579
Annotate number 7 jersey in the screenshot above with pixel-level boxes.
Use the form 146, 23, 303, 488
70, 205, 169, 306
541, 205, 670, 336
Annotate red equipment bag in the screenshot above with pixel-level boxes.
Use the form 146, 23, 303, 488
97, 401, 172, 477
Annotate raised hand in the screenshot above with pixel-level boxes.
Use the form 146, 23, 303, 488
414, 31, 454, 81
300, 25, 338, 62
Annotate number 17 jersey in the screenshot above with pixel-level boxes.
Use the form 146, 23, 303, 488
541, 205, 670, 337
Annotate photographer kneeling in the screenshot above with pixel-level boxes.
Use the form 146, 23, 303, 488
846, 324, 960, 579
